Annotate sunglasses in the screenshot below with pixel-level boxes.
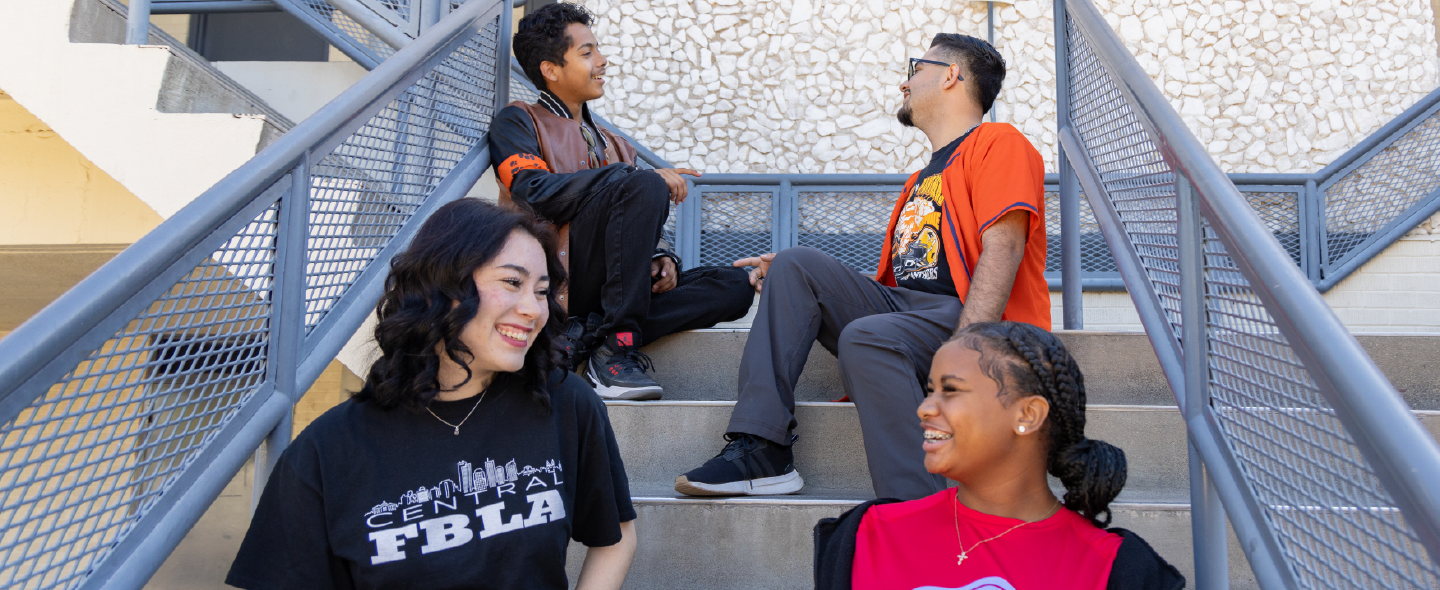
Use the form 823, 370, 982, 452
908, 57, 961, 81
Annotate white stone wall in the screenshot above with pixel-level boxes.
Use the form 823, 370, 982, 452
580, 0, 1438, 174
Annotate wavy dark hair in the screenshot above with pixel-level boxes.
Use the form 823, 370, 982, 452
930, 33, 1006, 115
951, 322, 1127, 527
514, 2, 594, 92
352, 199, 567, 413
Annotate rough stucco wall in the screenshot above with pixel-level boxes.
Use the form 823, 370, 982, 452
0, 90, 162, 245
579, 0, 1439, 175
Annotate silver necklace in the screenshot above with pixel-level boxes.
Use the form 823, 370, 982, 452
952, 490, 1061, 566
425, 389, 487, 435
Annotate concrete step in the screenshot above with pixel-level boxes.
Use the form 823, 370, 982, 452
563, 498, 1259, 590
606, 401, 1195, 502
641, 330, 1440, 410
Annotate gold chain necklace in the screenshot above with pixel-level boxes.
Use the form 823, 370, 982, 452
425, 389, 487, 435
952, 490, 1062, 566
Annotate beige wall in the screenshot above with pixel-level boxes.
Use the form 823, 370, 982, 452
1049, 214, 1440, 333
0, 89, 162, 245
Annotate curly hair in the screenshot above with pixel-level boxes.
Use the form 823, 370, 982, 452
352, 199, 568, 413
951, 322, 1128, 527
513, 2, 594, 92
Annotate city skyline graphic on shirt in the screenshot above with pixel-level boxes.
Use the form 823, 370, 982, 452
363, 457, 563, 521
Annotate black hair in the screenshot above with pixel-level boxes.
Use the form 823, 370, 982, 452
930, 33, 1007, 115
513, 2, 594, 92
951, 322, 1127, 527
353, 199, 567, 413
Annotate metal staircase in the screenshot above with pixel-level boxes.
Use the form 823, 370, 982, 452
4, 0, 1440, 588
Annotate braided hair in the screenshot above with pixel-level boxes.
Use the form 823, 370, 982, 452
951, 322, 1127, 527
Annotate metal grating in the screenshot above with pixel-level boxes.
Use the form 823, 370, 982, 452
1242, 190, 1303, 266
1323, 106, 1440, 266
303, 17, 502, 331
1044, 189, 1117, 273
1201, 226, 1440, 587
797, 189, 897, 273
0, 204, 280, 590
292, 0, 398, 64
1067, 8, 1440, 587
700, 192, 772, 267
1065, 15, 1181, 336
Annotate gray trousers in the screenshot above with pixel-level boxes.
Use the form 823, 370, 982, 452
725, 247, 960, 500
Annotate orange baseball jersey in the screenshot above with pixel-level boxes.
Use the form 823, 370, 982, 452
875, 123, 1051, 330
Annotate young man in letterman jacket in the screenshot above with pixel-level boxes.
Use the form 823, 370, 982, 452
488, 2, 754, 400
676, 34, 1051, 500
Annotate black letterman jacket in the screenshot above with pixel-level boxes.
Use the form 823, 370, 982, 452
487, 90, 679, 265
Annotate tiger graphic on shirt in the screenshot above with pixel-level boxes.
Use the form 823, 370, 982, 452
893, 174, 946, 281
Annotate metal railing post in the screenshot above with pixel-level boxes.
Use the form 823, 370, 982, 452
496, 0, 513, 113
1304, 178, 1322, 282
126, 0, 153, 44
254, 160, 310, 511
1178, 176, 1228, 588
420, 0, 442, 33
1054, 0, 1082, 329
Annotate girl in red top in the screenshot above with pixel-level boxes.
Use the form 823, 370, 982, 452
814, 322, 1184, 590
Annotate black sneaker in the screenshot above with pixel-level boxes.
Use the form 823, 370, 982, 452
557, 317, 589, 373
674, 433, 804, 496
585, 332, 663, 400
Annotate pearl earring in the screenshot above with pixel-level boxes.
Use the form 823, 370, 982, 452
1018, 426, 1026, 433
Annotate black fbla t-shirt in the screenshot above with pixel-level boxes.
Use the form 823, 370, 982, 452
225, 372, 635, 590
891, 131, 972, 297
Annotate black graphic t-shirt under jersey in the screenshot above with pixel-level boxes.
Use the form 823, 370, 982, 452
226, 372, 634, 590
891, 131, 972, 297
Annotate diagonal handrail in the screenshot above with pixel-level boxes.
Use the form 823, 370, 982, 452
0, 0, 510, 587
1056, 0, 1440, 587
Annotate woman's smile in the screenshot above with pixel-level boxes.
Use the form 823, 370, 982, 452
496, 324, 533, 346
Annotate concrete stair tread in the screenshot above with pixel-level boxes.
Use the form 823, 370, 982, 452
628, 482, 1192, 507
642, 330, 1440, 409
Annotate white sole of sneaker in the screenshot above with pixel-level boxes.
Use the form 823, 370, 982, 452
586, 367, 663, 400
673, 470, 804, 496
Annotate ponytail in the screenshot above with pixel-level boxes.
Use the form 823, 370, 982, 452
1053, 438, 1127, 527
953, 322, 1128, 527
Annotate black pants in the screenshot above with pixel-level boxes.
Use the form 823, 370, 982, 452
566, 171, 754, 346
725, 247, 961, 500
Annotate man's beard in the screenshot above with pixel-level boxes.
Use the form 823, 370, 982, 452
896, 103, 915, 127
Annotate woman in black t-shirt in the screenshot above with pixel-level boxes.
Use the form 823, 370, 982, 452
227, 199, 636, 590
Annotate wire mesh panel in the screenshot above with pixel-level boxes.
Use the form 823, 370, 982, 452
285, 0, 399, 65
796, 188, 898, 273
1201, 226, 1440, 587
1322, 104, 1440, 267
1065, 2, 1440, 585
699, 191, 773, 267
0, 202, 281, 590
1044, 188, 1117, 273
304, 16, 502, 332
1240, 190, 1303, 267
1065, 15, 1181, 337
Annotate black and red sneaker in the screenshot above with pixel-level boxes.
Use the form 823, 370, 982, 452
585, 332, 663, 400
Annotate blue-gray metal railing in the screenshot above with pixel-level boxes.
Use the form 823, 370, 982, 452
125, 0, 153, 44
1056, 0, 1440, 588
0, 0, 509, 587
150, 0, 280, 14
257, 0, 1438, 315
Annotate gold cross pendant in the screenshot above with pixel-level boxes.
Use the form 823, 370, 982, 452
957, 553, 968, 566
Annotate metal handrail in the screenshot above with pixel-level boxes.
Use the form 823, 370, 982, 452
1057, 0, 1440, 587
0, 0, 510, 586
